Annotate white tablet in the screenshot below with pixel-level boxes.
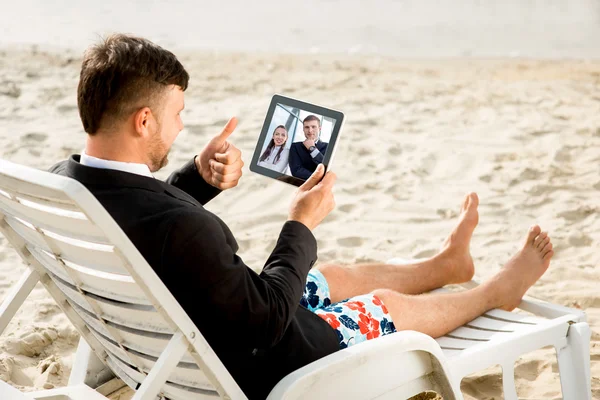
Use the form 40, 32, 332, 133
250, 94, 345, 187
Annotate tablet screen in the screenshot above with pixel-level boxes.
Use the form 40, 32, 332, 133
250, 95, 344, 187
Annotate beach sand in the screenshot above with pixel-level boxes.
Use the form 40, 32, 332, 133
0, 47, 598, 399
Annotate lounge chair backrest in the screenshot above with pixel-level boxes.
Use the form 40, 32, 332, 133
0, 159, 246, 400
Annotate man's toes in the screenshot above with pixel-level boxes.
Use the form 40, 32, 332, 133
526, 225, 542, 244
467, 192, 479, 209
541, 240, 552, 254
543, 248, 554, 261
461, 192, 479, 212
537, 236, 550, 250
461, 194, 470, 211
533, 231, 547, 248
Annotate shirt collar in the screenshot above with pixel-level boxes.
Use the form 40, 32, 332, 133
80, 150, 154, 178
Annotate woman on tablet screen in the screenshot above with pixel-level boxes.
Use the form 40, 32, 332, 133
258, 125, 290, 173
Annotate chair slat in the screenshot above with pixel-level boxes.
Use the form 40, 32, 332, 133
484, 308, 545, 324
436, 336, 485, 350
101, 341, 215, 391
93, 325, 138, 367
50, 274, 173, 333
445, 326, 512, 341
30, 246, 149, 305
11, 191, 82, 212
0, 171, 75, 206
464, 315, 538, 332
106, 355, 219, 400
7, 216, 128, 275
71, 300, 196, 364
104, 355, 140, 392
0, 194, 108, 244
30, 246, 75, 285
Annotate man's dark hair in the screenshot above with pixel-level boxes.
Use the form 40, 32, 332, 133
303, 115, 321, 126
77, 34, 189, 134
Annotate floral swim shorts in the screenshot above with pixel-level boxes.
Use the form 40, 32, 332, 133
300, 269, 396, 349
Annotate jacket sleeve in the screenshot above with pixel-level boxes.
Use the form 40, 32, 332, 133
309, 148, 324, 164
48, 160, 68, 174
162, 211, 317, 350
310, 142, 329, 165
165, 157, 221, 205
288, 145, 313, 180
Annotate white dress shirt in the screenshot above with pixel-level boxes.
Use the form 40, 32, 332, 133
257, 146, 290, 173
80, 150, 154, 178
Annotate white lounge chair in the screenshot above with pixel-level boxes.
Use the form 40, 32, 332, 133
0, 159, 591, 400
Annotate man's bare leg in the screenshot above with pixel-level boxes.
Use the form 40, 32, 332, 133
372, 225, 553, 338
318, 193, 479, 303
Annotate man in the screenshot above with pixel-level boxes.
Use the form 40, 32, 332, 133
289, 115, 328, 179
51, 34, 553, 399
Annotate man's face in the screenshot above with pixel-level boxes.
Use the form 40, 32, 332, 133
303, 120, 320, 141
147, 85, 185, 172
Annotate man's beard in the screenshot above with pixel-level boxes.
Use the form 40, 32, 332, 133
148, 126, 170, 172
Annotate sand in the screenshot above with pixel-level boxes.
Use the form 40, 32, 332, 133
0, 47, 598, 399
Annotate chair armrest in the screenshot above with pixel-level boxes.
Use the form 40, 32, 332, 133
267, 330, 461, 400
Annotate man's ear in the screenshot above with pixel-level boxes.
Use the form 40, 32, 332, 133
133, 107, 152, 138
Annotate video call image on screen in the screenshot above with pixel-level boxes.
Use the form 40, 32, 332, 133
256, 103, 337, 180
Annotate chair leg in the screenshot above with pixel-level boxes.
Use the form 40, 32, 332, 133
433, 369, 463, 400
556, 322, 592, 400
69, 337, 115, 388
0, 380, 27, 399
29, 383, 109, 399
501, 362, 518, 400
447, 378, 464, 400
0, 268, 39, 335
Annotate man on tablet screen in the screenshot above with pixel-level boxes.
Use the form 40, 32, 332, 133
289, 115, 328, 179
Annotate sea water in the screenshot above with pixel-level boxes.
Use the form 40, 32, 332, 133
1, 0, 599, 58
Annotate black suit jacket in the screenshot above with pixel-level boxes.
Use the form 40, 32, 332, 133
50, 155, 339, 399
289, 141, 328, 180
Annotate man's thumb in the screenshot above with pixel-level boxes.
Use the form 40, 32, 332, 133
215, 117, 238, 142
300, 164, 325, 191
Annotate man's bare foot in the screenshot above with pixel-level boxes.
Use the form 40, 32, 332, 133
437, 193, 479, 284
487, 225, 553, 311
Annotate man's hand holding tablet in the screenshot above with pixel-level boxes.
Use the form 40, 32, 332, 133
288, 164, 337, 230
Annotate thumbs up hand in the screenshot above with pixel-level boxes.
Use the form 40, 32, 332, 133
195, 117, 244, 190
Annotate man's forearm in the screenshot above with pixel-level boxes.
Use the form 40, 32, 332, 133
166, 157, 221, 205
